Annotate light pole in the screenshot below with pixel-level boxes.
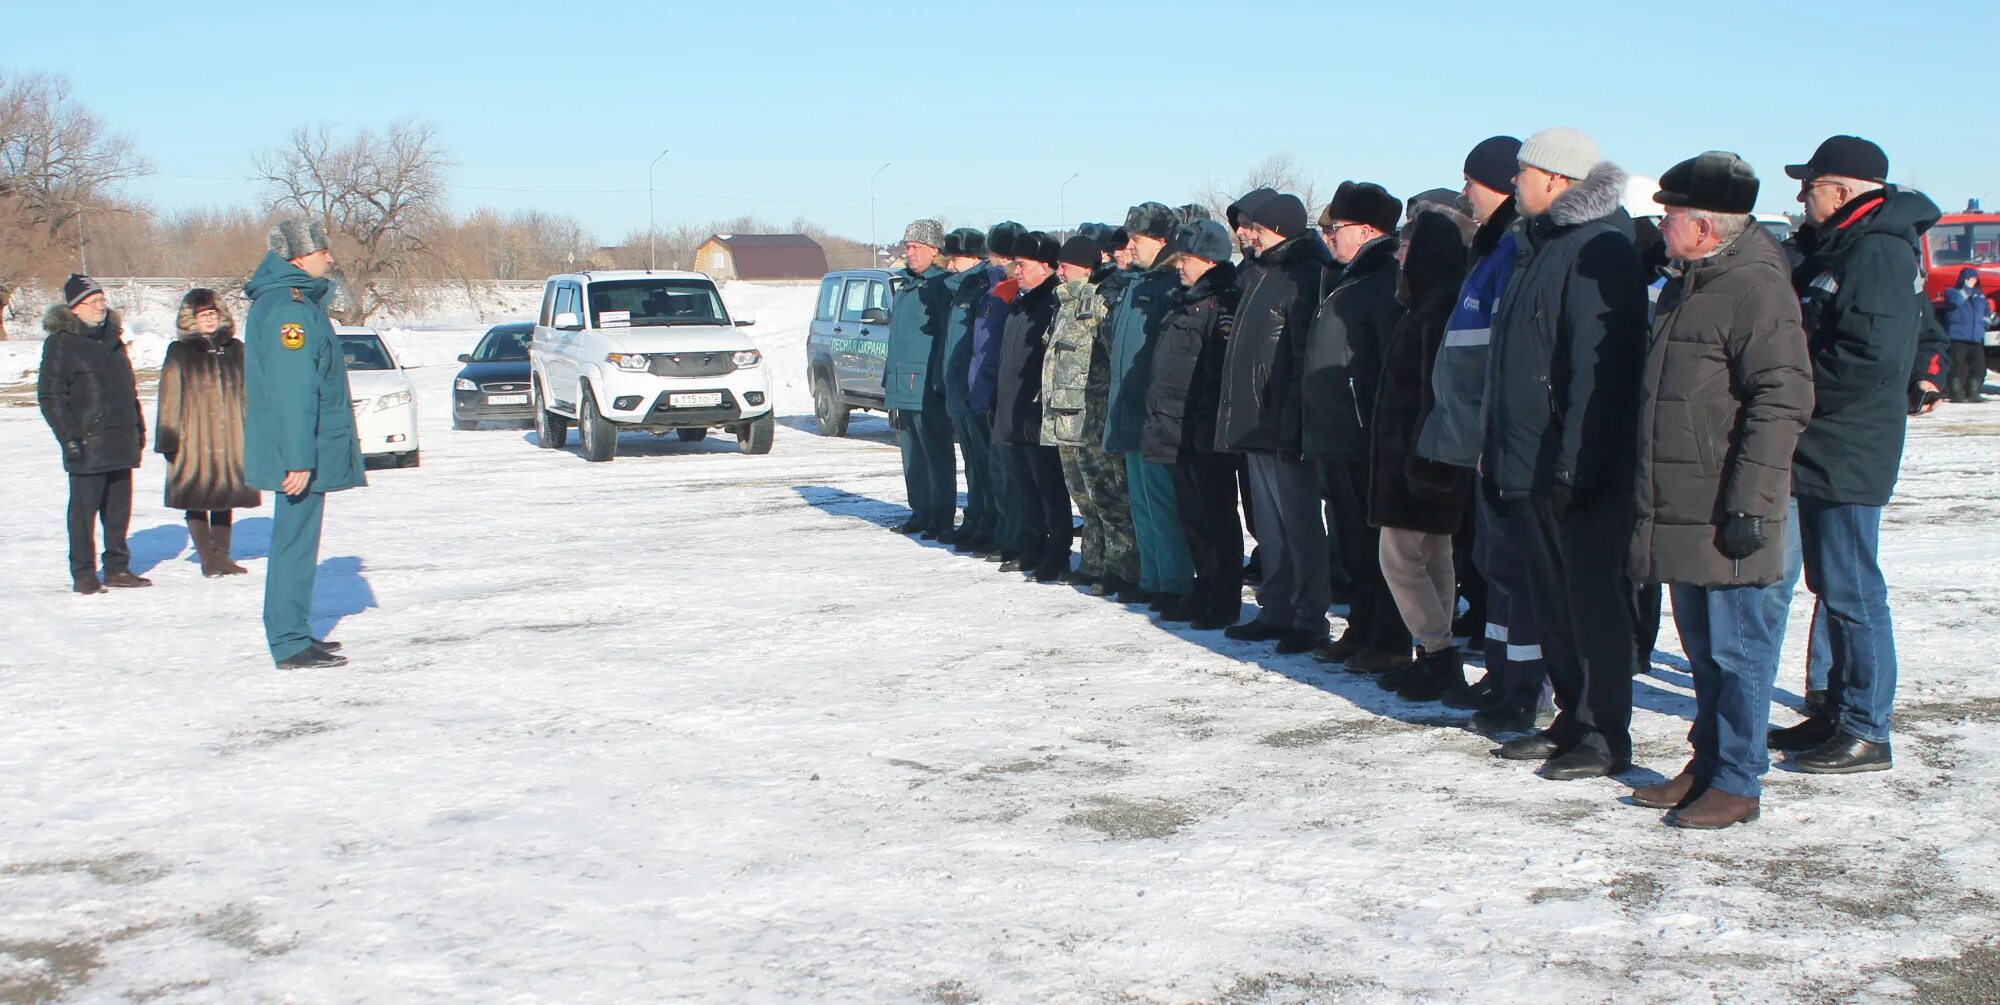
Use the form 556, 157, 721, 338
1058, 173, 1080, 238
869, 162, 890, 266
70, 201, 88, 273
648, 148, 670, 271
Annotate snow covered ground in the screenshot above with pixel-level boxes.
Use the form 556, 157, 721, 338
2, 283, 1997, 1003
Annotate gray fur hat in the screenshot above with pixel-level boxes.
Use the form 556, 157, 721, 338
1178, 220, 1234, 264
901, 218, 945, 250
268, 218, 332, 260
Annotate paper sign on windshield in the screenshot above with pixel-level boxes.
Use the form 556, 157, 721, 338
599, 310, 630, 324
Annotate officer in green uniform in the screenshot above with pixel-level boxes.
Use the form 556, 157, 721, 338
242, 219, 366, 668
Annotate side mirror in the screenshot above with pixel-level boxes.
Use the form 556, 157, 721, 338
554, 312, 583, 331
734, 318, 756, 327
457, 353, 472, 363
398, 350, 426, 369
859, 307, 890, 325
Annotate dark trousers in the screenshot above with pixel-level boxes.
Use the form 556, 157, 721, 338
1632, 582, 1663, 670
1947, 342, 1987, 400
1244, 452, 1329, 633
1319, 459, 1405, 652
1011, 443, 1071, 568
896, 396, 956, 532
186, 509, 235, 525
1172, 451, 1244, 619
1453, 506, 1486, 629
1518, 489, 1637, 761
265, 489, 326, 663
989, 440, 1035, 555
949, 411, 995, 539
1476, 492, 1548, 712
67, 470, 134, 576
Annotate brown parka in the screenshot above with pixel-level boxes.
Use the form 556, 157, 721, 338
1630, 225, 1813, 587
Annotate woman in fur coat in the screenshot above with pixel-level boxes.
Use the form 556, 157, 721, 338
155, 288, 260, 577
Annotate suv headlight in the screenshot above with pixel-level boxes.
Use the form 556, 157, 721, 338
454, 378, 477, 391
731, 349, 762, 367
607, 353, 651, 371
375, 390, 413, 411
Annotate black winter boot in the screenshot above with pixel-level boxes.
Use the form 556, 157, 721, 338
1397, 646, 1465, 703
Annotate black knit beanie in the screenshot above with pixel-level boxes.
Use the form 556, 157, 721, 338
1059, 235, 1102, 270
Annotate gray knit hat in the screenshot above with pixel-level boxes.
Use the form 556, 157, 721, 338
268, 217, 332, 260
1517, 127, 1600, 181
901, 218, 945, 250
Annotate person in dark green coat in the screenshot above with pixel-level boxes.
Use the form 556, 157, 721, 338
242, 219, 365, 669
938, 228, 997, 550
883, 219, 955, 537
1102, 203, 1194, 607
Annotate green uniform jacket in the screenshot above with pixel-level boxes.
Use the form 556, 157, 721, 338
1101, 263, 1180, 453
882, 264, 948, 412
241, 252, 367, 494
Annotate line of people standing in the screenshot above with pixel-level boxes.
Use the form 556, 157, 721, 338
880, 130, 1947, 829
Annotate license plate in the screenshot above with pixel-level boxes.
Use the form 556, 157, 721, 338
487, 394, 528, 405
670, 392, 723, 408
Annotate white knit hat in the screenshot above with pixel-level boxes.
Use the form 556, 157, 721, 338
1518, 127, 1600, 181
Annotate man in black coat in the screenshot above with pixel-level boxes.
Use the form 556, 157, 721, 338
1484, 128, 1650, 781
37, 275, 152, 594
1214, 193, 1335, 653
990, 232, 1071, 581
1302, 181, 1409, 672
1765, 136, 1947, 774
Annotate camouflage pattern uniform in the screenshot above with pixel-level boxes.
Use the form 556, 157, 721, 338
1043, 278, 1138, 584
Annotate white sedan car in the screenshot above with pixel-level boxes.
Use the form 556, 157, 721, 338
336, 326, 422, 468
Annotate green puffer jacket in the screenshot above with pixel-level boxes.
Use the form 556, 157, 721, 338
1041, 278, 1111, 446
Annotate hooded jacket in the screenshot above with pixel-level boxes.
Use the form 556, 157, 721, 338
1484, 162, 1650, 499
882, 263, 948, 412
1371, 211, 1473, 533
242, 251, 366, 494
1041, 277, 1113, 447
1143, 260, 1239, 464
967, 264, 1015, 416
1789, 185, 1947, 506
940, 264, 988, 418
1416, 197, 1519, 468
1630, 225, 1813, 587
1944, 267, 1990, 344
991, 273, 1060, 445
1213, 232, 1334, 454
156, 293, 261, 511
1302, 235, 1403, 460
1100, 258, 1180, 453
37, 305, 144, 475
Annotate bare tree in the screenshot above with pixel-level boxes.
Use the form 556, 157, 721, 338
1192, 153, 1324, 227
256, 120, 450, 324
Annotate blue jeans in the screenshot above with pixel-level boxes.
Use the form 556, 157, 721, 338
1792, 496, 1899, 743
1670, 582, 1782, 799
1768, 497, 1833, 695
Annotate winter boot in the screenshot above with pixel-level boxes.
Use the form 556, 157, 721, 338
187, 517, 225, 578
211, 523, 249, 575
1397, 646, 1465, 702
103, 570, 153, 588
73, 572, 105, 595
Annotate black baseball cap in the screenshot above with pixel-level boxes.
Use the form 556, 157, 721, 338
1784, 135, 1888, 182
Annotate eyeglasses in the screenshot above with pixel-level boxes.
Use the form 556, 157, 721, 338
1319, 222, 1366, 236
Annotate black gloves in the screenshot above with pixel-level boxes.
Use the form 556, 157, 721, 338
1717, 513, 1765, 560
61, 440, 82, 464
1480, 476, 1510, 516
1549, 483, 1576, 520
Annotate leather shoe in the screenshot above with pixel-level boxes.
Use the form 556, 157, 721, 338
1538, 745, 1630, 781
1471, 705, 1536, 737
103, 571, 153, 588
313, 639, 343, 654
1667, 788, 1760, 829
1794, 731, 1892, 774
998, 559, 1024, 573
277, 648, 348, 669
1494, 731, 1562, 761
72, 574, 106, 595
1189, 612, 1235, 631
1113, 587, 1157, 606
1342, 647, 1410, 676
1275, 630, 1327, 655
1767, 714, 1837, 752
1223, 620, 1288, 642
1311, 633, 1361, 665
1441, 673, 1497, 710
1149, 593, 1185, 614
1630, 768, 1698, 809
888, 521, 921, 535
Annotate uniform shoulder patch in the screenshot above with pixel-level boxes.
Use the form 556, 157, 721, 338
280, 323, 306, 351
290, 288, 306, 302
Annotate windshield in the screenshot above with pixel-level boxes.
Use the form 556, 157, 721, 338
338, 334, 395, 371
586, 279, 728, 328
1927, 223, 2000, 266
471, 327, 531, 362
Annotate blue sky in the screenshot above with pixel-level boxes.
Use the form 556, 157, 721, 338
6, 0, 1994, 243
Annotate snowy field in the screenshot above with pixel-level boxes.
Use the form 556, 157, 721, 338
2, 282, 1997, 1004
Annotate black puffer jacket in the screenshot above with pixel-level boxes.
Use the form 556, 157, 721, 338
1788, 186, 1946, 506
37, 305, 145, 475
1213, 232, 1332, 455
1142, 260, 1238, 464
1631, 226, 1813, 587
991, 273, 1060, 445
1302, 236, 1403, 460
1371, 211, 1472, 533
1484, 162, 1650, 499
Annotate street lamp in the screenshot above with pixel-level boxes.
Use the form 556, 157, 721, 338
869, 162, 891, 266
1058, 173, 1081, 238
648, 148, 670, 271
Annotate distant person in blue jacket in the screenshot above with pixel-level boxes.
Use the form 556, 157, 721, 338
1944, 267, 1988, 402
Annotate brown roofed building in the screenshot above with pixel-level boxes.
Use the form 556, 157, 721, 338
692, 234, 830, 282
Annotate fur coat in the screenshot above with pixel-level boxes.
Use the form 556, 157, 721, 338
155, 292, 261, 511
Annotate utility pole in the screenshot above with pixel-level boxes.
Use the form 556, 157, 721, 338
1059, 173, 1079, 239
648, 148, 670, 271
869, 162, 891, 266
73, 201, 88, 273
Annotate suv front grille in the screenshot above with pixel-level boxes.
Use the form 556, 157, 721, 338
648, 352, 737, 378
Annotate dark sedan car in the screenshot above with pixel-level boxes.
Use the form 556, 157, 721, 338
453, 323, 535, 429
